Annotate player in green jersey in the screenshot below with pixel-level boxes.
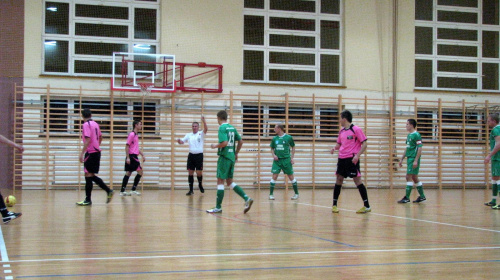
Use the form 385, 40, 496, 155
206, 110, 253, 214
485, 113, 500, 209
398, 119, 426, 203
269, 124, 299, 200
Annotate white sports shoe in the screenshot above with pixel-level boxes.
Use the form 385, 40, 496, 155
269, 195, 275, 200
120, 192, 131, 196
291, 194, 299, 200
206, 208, 222, 213
131, 191, 141, 196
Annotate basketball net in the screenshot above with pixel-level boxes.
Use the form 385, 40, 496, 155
138, 83, 154, 96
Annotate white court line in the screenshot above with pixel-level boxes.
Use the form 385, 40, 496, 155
297, 202, 500, 234
3, 246, 500, 264
0, 224, 9, 262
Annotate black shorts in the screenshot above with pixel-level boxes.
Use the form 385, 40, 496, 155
84, 152, 101, 174
187, 153, 203, 171
336, 157, 361, 178
125, 154, 142, 172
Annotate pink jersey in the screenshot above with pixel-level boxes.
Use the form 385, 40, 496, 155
337, 124, 367, 159
82, 120, 102, 154
126, 131, 140, 155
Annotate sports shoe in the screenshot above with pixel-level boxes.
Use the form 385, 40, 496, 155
76, 200, 91, 206
244, 198, 254, 214
131, 190, 141, 196
3, 212, 21, 224
413, 196, 426, 203
291, 194, 299, 200
356, 206, 371, 214
120, 191, 131, 196
106, 190, 114, 203
492, 204, 500, 210
332, 206, 339, 213
485, 200, 496, 206
269, 195, 275, 200
398, 196, 410, 203
186, 191, 194, 196
199, 186, 205, 193
206, 207, 222, 213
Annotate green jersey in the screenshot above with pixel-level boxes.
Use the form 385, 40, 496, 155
217, 123, 241, 162
405, 131, 422, 158
490, 125, 500, 161
271, 133, 295, 159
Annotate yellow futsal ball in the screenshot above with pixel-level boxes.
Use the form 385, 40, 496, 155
5, 195, 16, 207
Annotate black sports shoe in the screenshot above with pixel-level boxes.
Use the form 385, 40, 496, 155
398, 196, 410, 203
413, 196, 426, 203
3, 212, 21, 224
186, 191, 194, 196
485, 201, 496, 206
199, 186, 205, 193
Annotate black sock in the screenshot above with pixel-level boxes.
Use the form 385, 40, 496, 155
188, 175, 194, 192
333, 184, 342, 206
197, 176, 203, 187
132, 174, 142, 191
357, 183, 370, 208
121, 175, 130, 192
0, 193, 8, 216
92, 176, 111, 193
85, 177, 94, 201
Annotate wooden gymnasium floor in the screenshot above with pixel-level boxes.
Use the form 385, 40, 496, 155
0, 187, 499, 279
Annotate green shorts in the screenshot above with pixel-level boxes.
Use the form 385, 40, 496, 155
217, 156, 235, 179
407, 157, 420, 175
492, 160, 500, 177
271, 158, 294, 175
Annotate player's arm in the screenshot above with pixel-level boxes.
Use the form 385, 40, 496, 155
80, 137, 91, 163
211, 141, 228, 149
290, 146, 295, 165
352, 140, 367, 164
125, 143, 131, 164
399, 147, 407, 167
330, 143, 341, 154
413, 146, 422, 168
202, 116, 208, 134
235, 139, 243, 161
271, 148, 278, 161
485, 135, 500, 163
0, 134, 23, 152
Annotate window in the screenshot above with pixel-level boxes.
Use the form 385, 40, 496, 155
417, 108, 485, 141
43, 0, 159, 76
243, 0, 342, 85
242, 104, 338, 138
415, 0, 500, 92
43, 99, 158, 135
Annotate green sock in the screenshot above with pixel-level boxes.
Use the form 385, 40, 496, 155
216, 190, 224, 209
270, 182, 275, 195
233, 185, 248, 201
292, 181, 298, 194
492, 184, 498, 203
405, 183, 412, 198
417, 183, 425, 198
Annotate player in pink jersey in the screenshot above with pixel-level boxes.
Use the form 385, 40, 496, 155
76, 108, 114, 206
120, 120, 146, 196
330, 110, 371, 214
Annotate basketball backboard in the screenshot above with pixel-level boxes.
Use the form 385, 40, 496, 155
111, 52, 176, 93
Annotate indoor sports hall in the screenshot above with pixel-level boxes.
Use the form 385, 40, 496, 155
0, 0, 499, 279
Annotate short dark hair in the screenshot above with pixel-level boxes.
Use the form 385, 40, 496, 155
340, 110, 352, 123
217, 110, 228, 121
407, 118, 417, 128
133, 119, 141, 129
192, 122, 199, 126
276, 123, 285, 131
489, 113, 500, 124
82, 108, 92, 119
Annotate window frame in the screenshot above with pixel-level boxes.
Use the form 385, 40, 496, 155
42, 0, 160, 77
243, 0, 343, 86
415, 0, 500, 92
